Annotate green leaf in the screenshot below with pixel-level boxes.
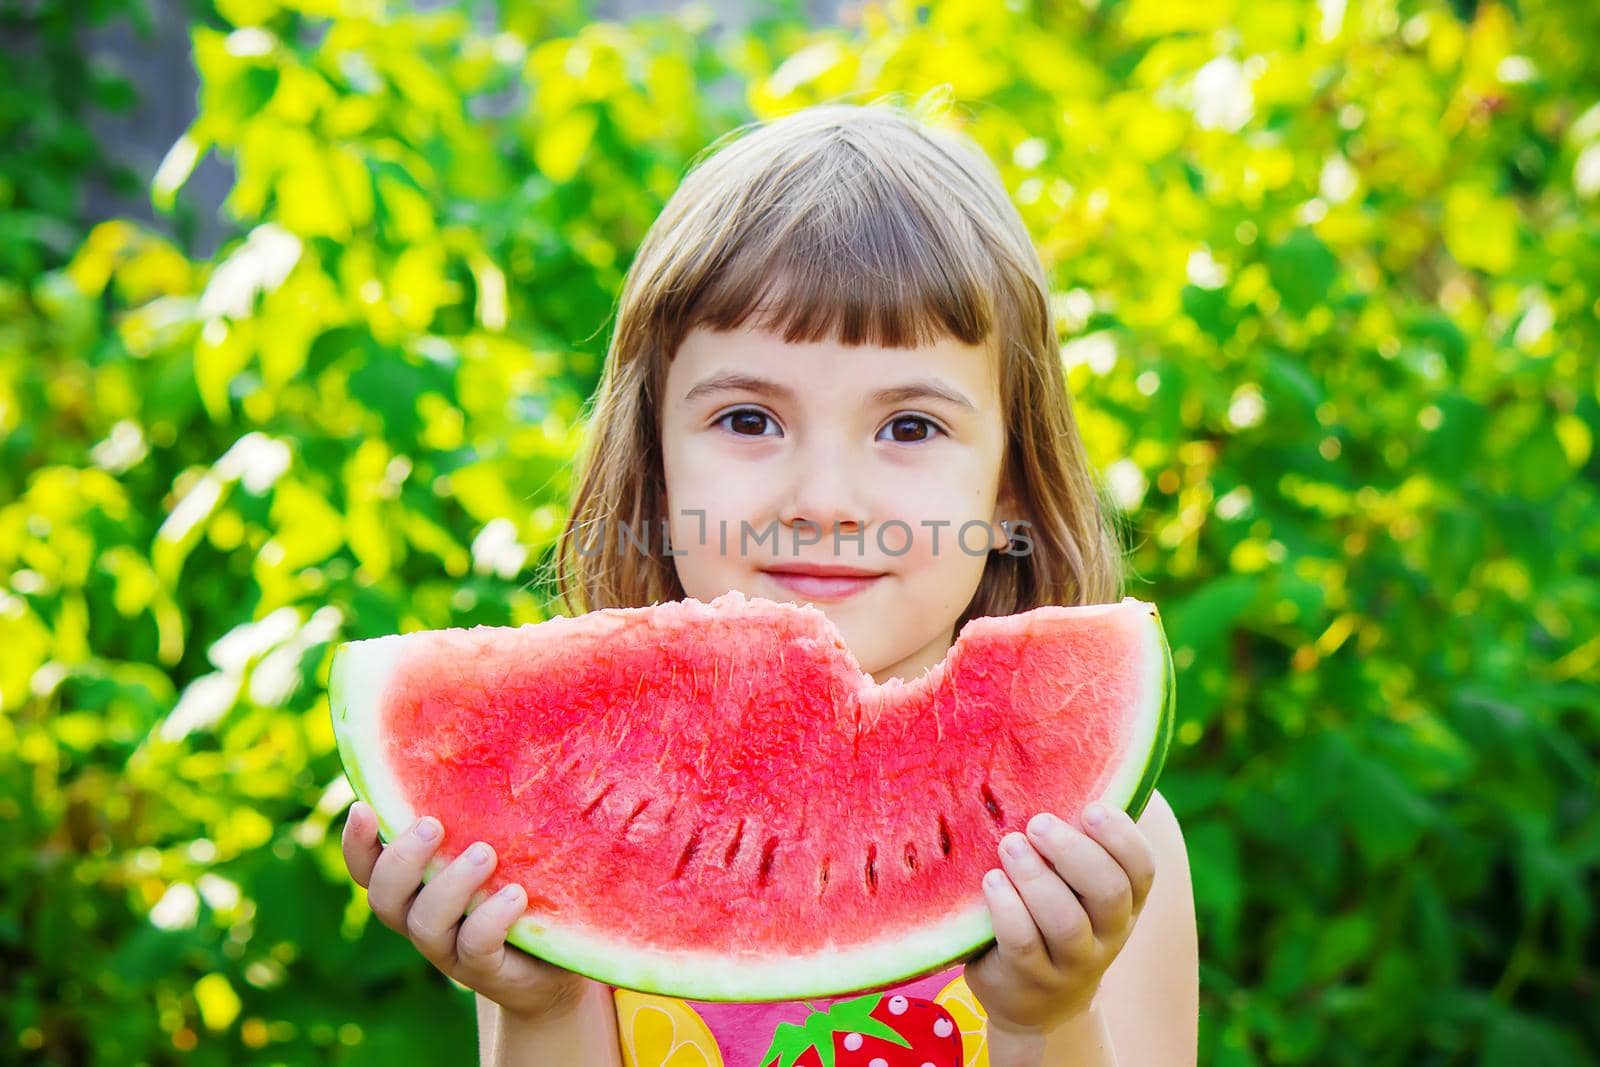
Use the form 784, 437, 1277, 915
756, 994, 908, 1067
1264, 229, 1337, 317
534, 107, 600, 183
1479, 1010, 1588, 1067
759, 1021, 820, 1067
1443, 185, 1519, 275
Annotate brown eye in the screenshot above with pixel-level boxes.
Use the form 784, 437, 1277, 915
723, 410, 775, 436
881, 415, 938, 443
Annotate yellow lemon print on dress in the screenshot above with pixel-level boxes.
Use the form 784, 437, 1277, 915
613, 989, 724, 1067
935, 974, 990, 1067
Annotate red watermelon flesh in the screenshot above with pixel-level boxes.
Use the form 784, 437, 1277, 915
329, 590, 1174, 1002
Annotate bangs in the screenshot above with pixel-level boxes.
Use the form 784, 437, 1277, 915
689, 194, 996, 350
634, 108, 1007, 358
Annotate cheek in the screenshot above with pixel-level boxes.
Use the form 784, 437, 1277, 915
663, 434, 719, 509
875, 462, 998, 537
664, 445, 768, 533
662, 443, 770, 580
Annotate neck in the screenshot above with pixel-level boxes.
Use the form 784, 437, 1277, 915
868, 628, 955, 686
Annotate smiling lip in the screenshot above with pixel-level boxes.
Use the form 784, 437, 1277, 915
760, 564, 886, 601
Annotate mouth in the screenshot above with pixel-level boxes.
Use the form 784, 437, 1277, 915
759, 564, 887, 602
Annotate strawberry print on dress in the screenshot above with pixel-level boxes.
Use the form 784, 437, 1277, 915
758, 992, 962, 1067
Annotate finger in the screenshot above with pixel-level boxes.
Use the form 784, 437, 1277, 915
457, 881, 529, 978
982, 867, 1053, 984
341, 801, 383, 889
366, 815, 445, 932
406, 840, 500, 970
1079, 803, 1158, 915
999, 831, 1094, 966
1026, 812, 1134, 940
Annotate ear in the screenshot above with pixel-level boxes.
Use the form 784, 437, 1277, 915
989, 483, 1027, 552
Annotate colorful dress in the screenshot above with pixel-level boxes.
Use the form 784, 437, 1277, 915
612, 963, 992, 1067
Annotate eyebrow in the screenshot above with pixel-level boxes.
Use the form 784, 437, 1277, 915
682, 372, 978, 412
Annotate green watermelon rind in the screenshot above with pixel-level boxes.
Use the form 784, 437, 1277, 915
330, 640, 445, 856
331, 637, 501, 930
331, 645, 401, 844
1120, 604, 1176, 825
328, 598, 1176, 1002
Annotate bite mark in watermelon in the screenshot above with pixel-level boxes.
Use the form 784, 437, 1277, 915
329, 591, 1175, 1002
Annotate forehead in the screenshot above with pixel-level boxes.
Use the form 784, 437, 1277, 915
668, 323, 999, 402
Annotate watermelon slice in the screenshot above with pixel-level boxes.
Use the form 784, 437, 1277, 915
329, 591, 1174, 1002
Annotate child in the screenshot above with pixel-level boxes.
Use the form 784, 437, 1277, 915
341, 98, 1198, 1066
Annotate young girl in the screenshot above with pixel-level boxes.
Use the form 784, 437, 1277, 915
342, 99, 1197, 1066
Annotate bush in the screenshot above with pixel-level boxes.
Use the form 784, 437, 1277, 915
3, 0, 1595, 1062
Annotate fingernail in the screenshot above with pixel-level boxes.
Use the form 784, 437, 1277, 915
414, 816, 441, 842
1027, 812, 1063, 840
984, 869, 1004, 889
1003, 833, 1039, 872
467, 842, 492, 865
1084, 803, 1108, 827
497, 884, 525, 903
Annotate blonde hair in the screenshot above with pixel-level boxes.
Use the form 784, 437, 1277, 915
552, 96, 1126, 631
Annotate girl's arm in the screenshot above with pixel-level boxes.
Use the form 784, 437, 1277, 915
1089, 789, 1198, 1064
479, 983, 624, 1067
971, 788, 1199, 1067
988, 1003, 1118, 1066
1030, 788, 1196, 1066
476, 994, 496, 1063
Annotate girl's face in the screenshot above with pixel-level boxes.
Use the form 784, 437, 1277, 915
660, 323, 1014, 684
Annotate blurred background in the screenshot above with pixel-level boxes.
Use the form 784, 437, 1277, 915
2, 0, 1597, 1063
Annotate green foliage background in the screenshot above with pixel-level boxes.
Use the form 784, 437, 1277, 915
3, 0, 1597, 1062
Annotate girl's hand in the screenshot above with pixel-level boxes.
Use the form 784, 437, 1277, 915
341, 800, 598, 1023
964, 801, 1157, 1038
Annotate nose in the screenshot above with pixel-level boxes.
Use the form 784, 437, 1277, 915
776, 439, 867, 544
